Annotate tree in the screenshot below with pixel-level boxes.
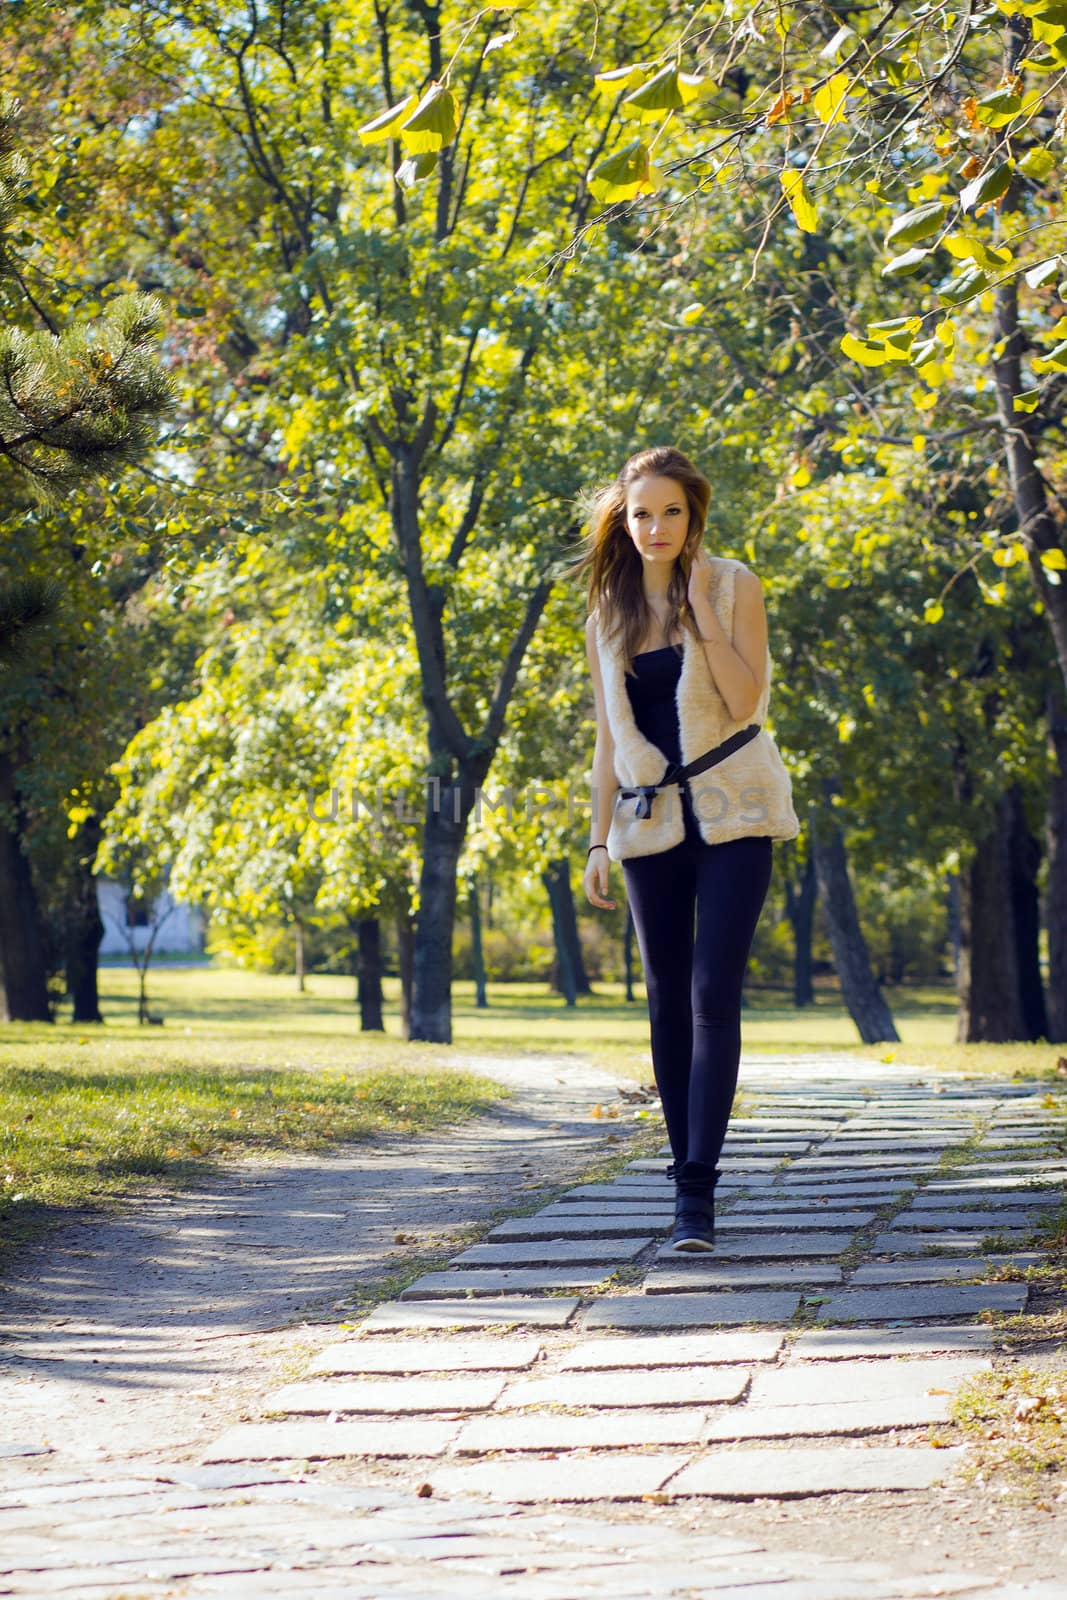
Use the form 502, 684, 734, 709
0, 94, 173, 1021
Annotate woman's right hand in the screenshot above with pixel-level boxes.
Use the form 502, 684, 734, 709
583, 847, 617, 910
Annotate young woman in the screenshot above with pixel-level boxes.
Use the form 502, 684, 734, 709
572, 446, 799, 1251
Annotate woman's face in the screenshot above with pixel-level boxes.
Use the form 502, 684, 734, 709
624, 475, 690, 566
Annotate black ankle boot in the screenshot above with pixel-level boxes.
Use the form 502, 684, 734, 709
669, 1159, 719, 1253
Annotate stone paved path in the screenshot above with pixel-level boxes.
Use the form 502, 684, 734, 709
2, 1058, 1066, 1598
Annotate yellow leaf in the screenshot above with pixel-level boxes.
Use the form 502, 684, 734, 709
923, 601, 944, 622
1040, 547, 1067, 568
912, 434, 926, 451
399, 83, 460, 153
837, 713, 855, 743
813, 72, 850, 124
593, 63, 650, 97
780, 167, 818, 230
357, 95, 416, 145
679, 302, 705, 324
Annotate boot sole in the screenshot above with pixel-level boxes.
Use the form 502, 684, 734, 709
669, 1235, 716, 1252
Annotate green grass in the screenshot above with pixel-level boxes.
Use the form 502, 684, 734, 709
40, 965, 1066, 1080
4, 964, 1063, 1271
0, 966, 522, 1266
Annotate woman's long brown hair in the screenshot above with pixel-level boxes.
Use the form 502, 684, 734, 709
566, 446, 713, 677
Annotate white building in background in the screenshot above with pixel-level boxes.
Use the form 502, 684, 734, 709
95, 877, 207, 957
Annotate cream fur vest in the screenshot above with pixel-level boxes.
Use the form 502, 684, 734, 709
593, 556, 800, 862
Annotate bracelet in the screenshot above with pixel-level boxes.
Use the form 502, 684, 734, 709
587, 844, 607, 857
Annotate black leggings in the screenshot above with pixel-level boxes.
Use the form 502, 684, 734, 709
622, 813, 774, 1170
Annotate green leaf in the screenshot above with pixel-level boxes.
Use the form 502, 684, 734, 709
395, 151, 438, 188
780, 169, 818, 232
620, 64, 691, 120
819, 23, 855, 60
884, 200, 946, 249
357, 95, 416, 146
938, 264, 989, 305
1023, 256, 1062, 288
588, 138, 662, 203
840, 332, 901, 367
1019, 146, 1056, 180
593, 63, 651, 97
1032, 340, 1067, 372
398, 83, 460, 153
959, 159, 1014, 213
974, 89, 1023, 127
881, 246, 934, 277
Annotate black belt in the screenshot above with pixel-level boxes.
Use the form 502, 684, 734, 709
618, 724, 762, 820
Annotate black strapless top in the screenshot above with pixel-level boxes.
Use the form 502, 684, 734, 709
625, 645, 701, 841
626, 645, 684, 766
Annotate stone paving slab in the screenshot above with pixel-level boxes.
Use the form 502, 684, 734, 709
958, 1161, 1067, 1177
418, 1452, 693, 1502
714, 1211, 877, 1232
741, 1184, 912, 1202
665, 1444, 968, 1498
450, 1409, 711, 1453
557, 1332, 786, 1368
607, 1164, 777, 1190
201, 1420, 463, 1462
306, 1338, 545, 1376
557, 1184, 678, 1202
815, 1283, 1028, 1322
871, 1229, 1033, 1254
655, 1233, 855, 1259
266, 1376, 507, 1414
489, 1214, 670, 1240
446, 1240, 651, 1267
851, 1255, 1041, 1285
494, 1365, 751, 1410
911, 1189, 1063, 1209
644, 1263, 842, 1291
888, 1208, 1050, 1230
581, 1290, 801, 1329
398, 1268, 618, 1298
925, 1174, 1067, 1193
788, 1324, 997, 1360
359, 1297, 582, 1331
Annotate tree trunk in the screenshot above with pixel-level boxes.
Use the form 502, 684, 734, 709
1046, 677, 1067, 1042
65, 813, 104, 1025
1006, 781, 1047, 1041
356, 917, 384, 1032
395, 903, 415, 1040
411, 776, 469, 1041
0, 750, 53, 1022
543, 856, 590, 1006
784, 848, 816, 1007
809, 781, 899, 1044
992, 276, 1067, 696
945, 869, 961, 985
294, 915, 305, 993
543, 857, 577, 1006
957, 790, 1027, 1042
469, 875, 488, 1009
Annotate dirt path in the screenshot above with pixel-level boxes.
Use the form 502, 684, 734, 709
0, 1053, 643, 1474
